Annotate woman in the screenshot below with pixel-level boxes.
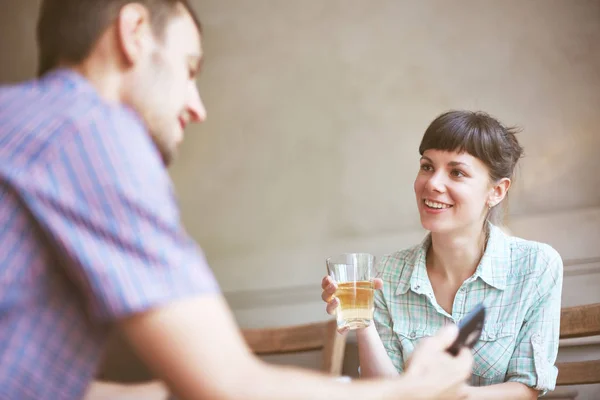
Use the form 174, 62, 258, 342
321, 110, 563, 399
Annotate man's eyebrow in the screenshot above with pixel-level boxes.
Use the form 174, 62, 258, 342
188, 55, 203, 76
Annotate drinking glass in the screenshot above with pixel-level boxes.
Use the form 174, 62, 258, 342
326, 253, 376, 331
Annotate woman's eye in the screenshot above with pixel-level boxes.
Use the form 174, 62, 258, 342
420, 164, 433, 172
451, 169, 465, 177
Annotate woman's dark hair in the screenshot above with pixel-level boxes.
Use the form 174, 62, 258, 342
418, 110, 524, 223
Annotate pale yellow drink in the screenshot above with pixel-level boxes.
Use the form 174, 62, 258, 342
326, 253, 376, 331
334, 280, 374, 330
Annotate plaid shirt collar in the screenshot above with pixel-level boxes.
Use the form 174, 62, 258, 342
395, 223, 509, 296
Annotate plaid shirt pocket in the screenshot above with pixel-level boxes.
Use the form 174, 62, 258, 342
472, 323, 517, 379
395, 325, 435, 369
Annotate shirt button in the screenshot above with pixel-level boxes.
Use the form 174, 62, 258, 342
414, 284, 420, 291
488, 332, 496, 340
410, 331, 416, 339
459, 287, 466, 292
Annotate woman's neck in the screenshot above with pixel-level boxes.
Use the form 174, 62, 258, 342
427, 223, 489, 286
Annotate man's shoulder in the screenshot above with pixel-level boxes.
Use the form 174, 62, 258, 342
0, 72, 150, 175
0, 74, 100, 168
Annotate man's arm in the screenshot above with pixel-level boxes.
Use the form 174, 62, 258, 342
119, 294, 472, 400
120, 294, 394, 400
84, 381, 169, 400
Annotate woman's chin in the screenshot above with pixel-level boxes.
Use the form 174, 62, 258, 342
420, 217, 453, 234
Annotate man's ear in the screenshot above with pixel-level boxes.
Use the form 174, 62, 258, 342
116, 3, 153, 65
488, 177, 511, 208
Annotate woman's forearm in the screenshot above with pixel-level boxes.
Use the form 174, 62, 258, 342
356, 324, 399, 378
465, 382, 538, 400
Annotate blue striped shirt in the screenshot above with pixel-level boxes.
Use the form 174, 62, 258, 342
0, 69, 219, 399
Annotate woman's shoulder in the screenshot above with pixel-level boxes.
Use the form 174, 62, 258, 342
377, 242, 425, 279
509, 235, 561, 263
495, 226, 563, 276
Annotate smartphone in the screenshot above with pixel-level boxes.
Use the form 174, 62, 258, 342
446, 303, 486, 356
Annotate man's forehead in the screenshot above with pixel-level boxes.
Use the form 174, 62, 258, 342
164, 7, 203, 56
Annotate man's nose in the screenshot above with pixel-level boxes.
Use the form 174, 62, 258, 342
187, 83, 206, 123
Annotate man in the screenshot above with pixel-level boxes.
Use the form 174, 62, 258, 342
0, 1, 473, 399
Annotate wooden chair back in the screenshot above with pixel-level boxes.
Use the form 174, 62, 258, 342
242, 319, 346, 375
556, 303, 600, 386
98, 319, 346, 382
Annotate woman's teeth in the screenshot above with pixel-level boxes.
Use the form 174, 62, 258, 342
424, 199, 452, 209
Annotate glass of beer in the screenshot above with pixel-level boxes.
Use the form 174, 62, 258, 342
326, 253, 376, 332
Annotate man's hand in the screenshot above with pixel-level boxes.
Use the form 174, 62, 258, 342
403, 325, 472, 400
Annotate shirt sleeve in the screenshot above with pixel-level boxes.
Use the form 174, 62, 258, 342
505, 246, 563, 394
14, 106, 220, 322
373, 258, 404, 373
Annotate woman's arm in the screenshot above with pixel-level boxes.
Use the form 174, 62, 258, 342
356, 324, 399, 378
503, 247, 564, 396
321, 276, 402, 378
464, 382, 538, 400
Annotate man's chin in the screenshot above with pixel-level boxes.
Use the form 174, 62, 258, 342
152, 140, 177, 167
147, 130, 179, 167
160, 147, 177, 167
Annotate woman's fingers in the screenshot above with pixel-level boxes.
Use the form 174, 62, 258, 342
373, 278, 383, 290
326, 297, 339, 315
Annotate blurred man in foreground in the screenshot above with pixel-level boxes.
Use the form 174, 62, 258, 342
0, 1, 473, 399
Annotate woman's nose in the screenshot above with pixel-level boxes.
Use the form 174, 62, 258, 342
425, 173, 446, 193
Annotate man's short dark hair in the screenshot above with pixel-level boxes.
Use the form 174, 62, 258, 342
36, 0, 202, 77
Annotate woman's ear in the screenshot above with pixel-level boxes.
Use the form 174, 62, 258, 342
488, 177, 511, 208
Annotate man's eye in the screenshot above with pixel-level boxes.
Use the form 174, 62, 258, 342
420, 164, 433, 172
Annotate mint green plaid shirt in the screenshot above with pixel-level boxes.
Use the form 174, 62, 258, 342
374, 223, 563, 393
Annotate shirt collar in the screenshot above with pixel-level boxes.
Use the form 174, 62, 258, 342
395, 234, 431, 296
395, 222, 509, 295
41, 67, 148, 127
474, 223, 509, 290
42, 68, 100, 97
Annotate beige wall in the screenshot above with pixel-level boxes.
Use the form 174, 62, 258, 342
1, 0, 599, 398
169, 0, 600, 295
1, 1, 598, 271
0, 0, 39, 82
